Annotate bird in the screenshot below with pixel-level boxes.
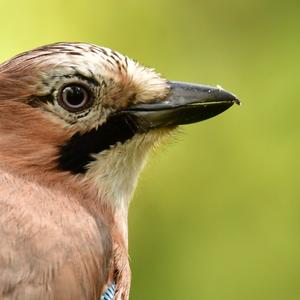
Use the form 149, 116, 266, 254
0, 42, 239, 300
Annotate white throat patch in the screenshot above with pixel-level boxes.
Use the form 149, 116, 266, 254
85, 131, 164, 212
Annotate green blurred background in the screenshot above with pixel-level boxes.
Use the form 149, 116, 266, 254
1, 0, 299, 299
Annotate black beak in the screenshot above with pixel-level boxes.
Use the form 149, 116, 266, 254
122, 81, 239, 131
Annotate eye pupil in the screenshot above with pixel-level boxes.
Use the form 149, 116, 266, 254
61, 85, 90, 111
65, 87, 84, 106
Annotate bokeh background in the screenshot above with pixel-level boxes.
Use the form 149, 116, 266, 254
1, 1, 299, 299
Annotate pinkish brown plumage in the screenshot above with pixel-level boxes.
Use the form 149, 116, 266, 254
0, 42, 238, 300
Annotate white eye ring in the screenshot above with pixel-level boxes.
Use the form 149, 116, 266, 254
59, 84, 92, 112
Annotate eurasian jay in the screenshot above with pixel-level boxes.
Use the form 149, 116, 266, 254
0, 43, 239, 300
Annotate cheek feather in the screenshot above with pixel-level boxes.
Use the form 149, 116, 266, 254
0, 101, 73, 174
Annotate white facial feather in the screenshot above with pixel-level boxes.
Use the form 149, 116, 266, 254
86, 132, 158, 210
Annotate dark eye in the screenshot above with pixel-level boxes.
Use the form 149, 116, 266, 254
59, 85, 92, 112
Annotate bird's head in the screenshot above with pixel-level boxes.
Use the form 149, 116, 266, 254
0, 43, 238, 211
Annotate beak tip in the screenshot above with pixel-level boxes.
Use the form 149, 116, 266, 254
216, 84, 240, 106
233, 96, 241, 106
225, 91, 241, 106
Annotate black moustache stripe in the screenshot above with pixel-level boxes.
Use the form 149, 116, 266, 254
58, 113, 139, 173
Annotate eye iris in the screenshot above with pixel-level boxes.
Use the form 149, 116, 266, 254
62, 86, 88, 109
